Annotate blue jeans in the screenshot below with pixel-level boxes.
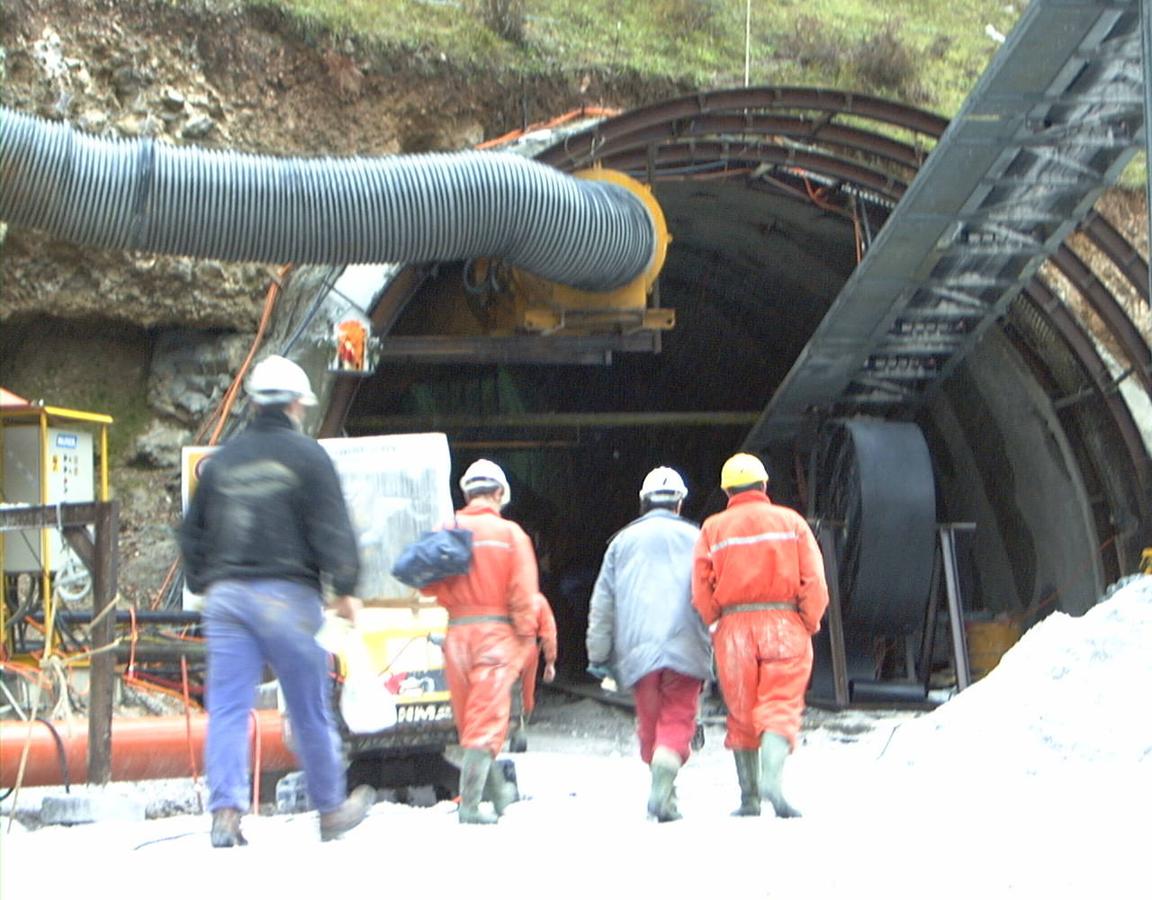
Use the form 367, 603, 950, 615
203, 579, 346, 813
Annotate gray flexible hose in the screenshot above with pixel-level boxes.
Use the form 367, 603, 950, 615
0, 107, 656, 292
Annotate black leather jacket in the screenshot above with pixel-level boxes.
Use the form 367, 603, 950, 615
179, 409, 360, 596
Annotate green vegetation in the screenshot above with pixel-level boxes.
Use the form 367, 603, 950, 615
231, 0, 1023, 117
4, 376, 151, 464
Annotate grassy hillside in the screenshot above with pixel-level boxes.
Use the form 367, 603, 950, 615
236, 0, 1022, 116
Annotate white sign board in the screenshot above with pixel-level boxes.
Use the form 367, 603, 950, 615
181, 433, 454, 608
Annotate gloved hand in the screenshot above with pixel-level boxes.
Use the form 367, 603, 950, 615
586, 662, 612, 680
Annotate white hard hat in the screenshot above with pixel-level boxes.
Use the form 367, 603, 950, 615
460, 459, 511, 507
639, 466, 687, 500
245, 355, 318, 406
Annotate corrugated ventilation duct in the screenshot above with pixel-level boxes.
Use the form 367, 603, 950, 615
0, 107, 656, 292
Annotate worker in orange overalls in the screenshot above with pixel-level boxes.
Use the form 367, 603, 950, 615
692, 453, 829, 818
425, 459, 540, 824
510, 592, 558, 750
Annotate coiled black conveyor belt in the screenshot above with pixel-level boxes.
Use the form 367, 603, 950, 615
811, 418, 937, 702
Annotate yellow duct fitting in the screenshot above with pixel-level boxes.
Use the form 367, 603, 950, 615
509, 167, 673, 335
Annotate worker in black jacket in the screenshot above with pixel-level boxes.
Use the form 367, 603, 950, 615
179, 355, 374, 847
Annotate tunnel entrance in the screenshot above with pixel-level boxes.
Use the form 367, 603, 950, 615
337, 178, 860, 675
310, 87, 1151, 684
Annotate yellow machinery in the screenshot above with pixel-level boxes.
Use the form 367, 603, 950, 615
0, 393, 112, 657
334, 601, 470, 798
412, 168, 673, 341
510, 169, 672, 335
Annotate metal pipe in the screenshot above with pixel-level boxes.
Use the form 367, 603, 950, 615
29, 610, 201, 625
0, 709, 295, 788
353, 410, 763, 431
0, 107, 656, 292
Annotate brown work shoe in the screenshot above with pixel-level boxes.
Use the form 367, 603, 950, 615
319, 784, 376, 842
210, 808, 248, 848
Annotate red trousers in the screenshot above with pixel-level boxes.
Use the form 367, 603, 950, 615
444, 623, 525, 756
632, 668, 703, 764
713, 611, 813, 751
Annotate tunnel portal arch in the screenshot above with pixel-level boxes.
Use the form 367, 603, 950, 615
293, 87, 1152, 673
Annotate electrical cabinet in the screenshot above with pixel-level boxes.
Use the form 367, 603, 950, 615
2, 425, 96, 573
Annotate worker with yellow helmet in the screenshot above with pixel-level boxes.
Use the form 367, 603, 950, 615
691, 452, 829, 818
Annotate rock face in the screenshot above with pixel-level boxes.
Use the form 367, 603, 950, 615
4, 0, 1145, 610
0, 0, 683, 606
2, 232, 266, 330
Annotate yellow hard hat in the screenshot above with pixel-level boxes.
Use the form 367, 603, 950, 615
720, 453, 768, 490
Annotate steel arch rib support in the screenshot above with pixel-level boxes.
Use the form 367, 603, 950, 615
1082, 210, 1150, 308
1048, 245, 1152, 395
535, 87, 948, 170
1023, 280, 1151, 502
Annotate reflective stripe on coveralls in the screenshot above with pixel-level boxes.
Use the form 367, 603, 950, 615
450, 615, 513, 626
429, 502, 540, 756
720, 601, 799, 615
692, 491, 829, 752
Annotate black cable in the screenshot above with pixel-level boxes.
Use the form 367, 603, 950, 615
133, 831, 203, 850
34, 717, 71, 793
876, 720, 906, 759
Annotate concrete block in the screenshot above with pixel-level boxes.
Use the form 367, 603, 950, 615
41, 790, 147, 825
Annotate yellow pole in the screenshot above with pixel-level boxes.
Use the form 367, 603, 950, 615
39, 411, 54, 657
100, 424, 109, 501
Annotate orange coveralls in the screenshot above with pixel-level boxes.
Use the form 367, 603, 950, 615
429, 502, 540, 756
519, 592, 558, 716
692, 491, 829, 750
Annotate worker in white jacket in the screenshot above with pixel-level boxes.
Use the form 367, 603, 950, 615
586, 467, 712, 822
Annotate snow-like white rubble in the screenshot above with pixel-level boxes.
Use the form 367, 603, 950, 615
3, 579, 1150, 899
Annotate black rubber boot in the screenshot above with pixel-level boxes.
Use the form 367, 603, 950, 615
731, 749, 762, 817
210, 808, 248, 848
508, 685, 528, 752
646, 747, 682, 822
508, 717, 528, 753
760, 732, 802, 818
458, 748, 498, 825
319, 784, 376, 841
483, 758, 519, 817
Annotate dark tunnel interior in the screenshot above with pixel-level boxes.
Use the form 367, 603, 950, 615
343, 180, 861, 676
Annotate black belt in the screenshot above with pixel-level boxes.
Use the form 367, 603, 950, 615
448, 615, 512, 626
720, 602, 798, 616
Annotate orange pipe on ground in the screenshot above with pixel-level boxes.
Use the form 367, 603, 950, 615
0, 710, 297, 788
